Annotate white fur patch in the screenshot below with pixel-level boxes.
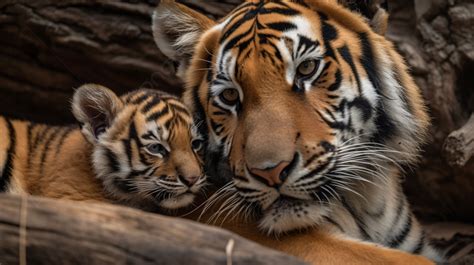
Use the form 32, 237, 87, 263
159, 193, 195, 209
259, 200, 331, 234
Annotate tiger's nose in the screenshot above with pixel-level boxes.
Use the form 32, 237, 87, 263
250, 161, 290, 187
178, 175, 199, 187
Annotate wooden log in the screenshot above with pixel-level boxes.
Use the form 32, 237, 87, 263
0, 194, 306, 265
444, 113, 474, 167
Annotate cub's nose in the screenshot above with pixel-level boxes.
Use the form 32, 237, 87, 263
249, 161, 290, 187
178, 175, 199, 187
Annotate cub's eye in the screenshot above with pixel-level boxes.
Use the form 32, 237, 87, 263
191, 139, 204, 152
146, 143, 168, 157
219, 88, 240, 106
297, 59, 319, 77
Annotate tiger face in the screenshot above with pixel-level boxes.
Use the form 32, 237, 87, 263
72, 84, 206, 210
153, 0, 429, 232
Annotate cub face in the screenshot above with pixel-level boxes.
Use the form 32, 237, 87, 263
73, 84, 206, 210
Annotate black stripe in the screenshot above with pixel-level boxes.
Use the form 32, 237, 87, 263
357, 32, 397, 143
130, 94, 150, 105
39, 127, 62, 175
372, 103, 396, 143
327, 70, 342, 91
55, 127, 74, 156
323, 216, 345, 233
141, 96, 161, 114
259, 7, 300, 16
147, 104, 169, 122
358, 32, 380, 93
235, 187, 261, 194
167, 101, 191, 116
297, 35, 319, 58
105, 148, 120, 172
389, 214, 413, 248
193, 86, 209, 144
338, 45, 362, 94
342, 199, 371, 240
319, 12, 338, 59
348, 96, 373, 122
297, 158, 332, 183
413, 231, 425, 254
223, 24, 256, 54
266, 22, 297, 32
315, 108, 346, 130
210, 120, 223, 135
26, 122, 35, 168
220, 7, 258, 44
1, 119, 15, 192
304, 154, 319, 167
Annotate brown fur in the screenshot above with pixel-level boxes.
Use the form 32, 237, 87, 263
0, 117, 109, 202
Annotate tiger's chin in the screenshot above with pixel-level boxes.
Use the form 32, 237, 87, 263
158, 193, 196, 210
258, 197, 331, 235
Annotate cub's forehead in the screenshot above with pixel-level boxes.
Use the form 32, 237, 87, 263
121, 89, 194, 136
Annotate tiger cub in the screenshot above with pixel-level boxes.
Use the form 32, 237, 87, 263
0, 84, 206, 210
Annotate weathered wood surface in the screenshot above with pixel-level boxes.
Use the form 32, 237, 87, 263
443, 113, 474, 168
0, 194, 306, 265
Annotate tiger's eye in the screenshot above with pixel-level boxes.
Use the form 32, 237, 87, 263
219, 88, 239, 105
297, 60, 317, 77
146, 143, 168, 157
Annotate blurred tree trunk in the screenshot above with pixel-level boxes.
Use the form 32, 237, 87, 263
0, 0, 472, 223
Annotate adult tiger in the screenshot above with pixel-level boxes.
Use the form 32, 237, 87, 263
152, 0, 442, 263
0, 84, 206, 210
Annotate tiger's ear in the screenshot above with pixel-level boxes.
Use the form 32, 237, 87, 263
340, 0, 389, 35
72, 84, 123, 142
152, 0, 215, 79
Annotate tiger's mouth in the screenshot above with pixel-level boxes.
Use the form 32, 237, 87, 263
258, 194, 332, 234
231, 152, 338, 234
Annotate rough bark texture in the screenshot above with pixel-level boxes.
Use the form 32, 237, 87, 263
0, 0, 472, 256
0, 194, 306, 265
443, 113, 474, 168
387, 0, 474, 222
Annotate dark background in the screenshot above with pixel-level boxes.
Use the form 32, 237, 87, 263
0, 0, 473, 259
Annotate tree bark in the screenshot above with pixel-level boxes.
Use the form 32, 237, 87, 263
0, 194, 306, 265
443, 113, 474, 168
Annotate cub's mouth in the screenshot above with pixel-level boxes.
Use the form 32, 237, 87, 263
157, 191, 197, 210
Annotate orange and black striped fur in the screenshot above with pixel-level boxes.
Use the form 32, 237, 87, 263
153, 0, 442, 263
0, 84, 206, 210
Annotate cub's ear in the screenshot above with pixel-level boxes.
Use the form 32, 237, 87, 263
152, 0, 215, 79
72, 84, 123, 142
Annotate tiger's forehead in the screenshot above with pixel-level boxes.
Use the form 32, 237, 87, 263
206, 0, 325, 87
